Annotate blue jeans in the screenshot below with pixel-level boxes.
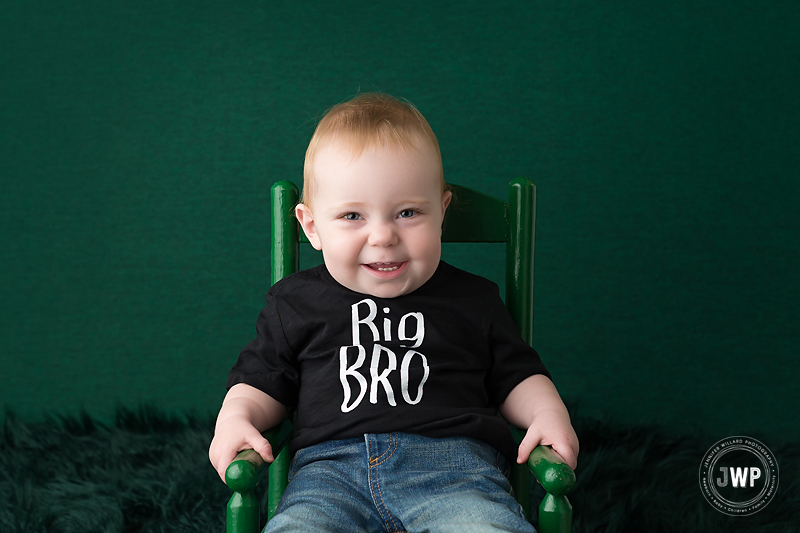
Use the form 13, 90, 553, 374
264, 432, 536, 533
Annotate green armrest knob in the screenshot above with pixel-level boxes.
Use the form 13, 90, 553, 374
528, 446, 576, 496
225, 450, 265, 492
224, 419, 294, 493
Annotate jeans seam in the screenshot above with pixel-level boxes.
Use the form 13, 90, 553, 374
367, 434, 403, 533
369, 432, 399, 467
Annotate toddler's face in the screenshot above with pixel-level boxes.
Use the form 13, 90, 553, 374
296, 141, 450, 298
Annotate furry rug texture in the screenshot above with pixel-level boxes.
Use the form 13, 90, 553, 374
1, 407, 797, 533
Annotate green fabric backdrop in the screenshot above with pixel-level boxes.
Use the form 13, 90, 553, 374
2, 1, 798, 445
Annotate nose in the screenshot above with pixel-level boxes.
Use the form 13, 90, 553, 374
367, 220, 398, 247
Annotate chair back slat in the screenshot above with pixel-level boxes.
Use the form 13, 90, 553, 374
442, 185, 508, 243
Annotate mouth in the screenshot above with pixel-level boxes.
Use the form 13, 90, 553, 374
368, 262, 403, 272
363, 261, 408, 278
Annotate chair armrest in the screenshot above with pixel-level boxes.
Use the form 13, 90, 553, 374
225, 419, 294, 492
528, 445, 575, 496
508, 425, 575, 495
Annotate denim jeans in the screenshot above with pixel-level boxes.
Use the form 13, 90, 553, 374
264, 432, 536, 533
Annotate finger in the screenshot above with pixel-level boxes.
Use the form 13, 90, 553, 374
240, 426, 274, 463
208, 442, 228, 482
550, 443, 578, 471
517, 429, 542, 464
216, 450, 236, 482
251, 437, 274, 464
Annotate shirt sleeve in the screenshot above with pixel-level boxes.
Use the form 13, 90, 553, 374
484, 285, 552, 407
226, 290, 300, 410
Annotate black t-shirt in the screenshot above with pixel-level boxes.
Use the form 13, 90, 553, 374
227, 261, 551, 460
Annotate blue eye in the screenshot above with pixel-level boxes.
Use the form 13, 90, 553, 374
343, 213, 362, 221
398, 209, 416, 218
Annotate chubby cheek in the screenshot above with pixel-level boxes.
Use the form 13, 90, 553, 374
318, 228, 359, 253
320, 238, 363, 271
416, 233, 442, 262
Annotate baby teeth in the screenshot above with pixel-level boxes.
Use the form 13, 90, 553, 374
373, 263, 400, 272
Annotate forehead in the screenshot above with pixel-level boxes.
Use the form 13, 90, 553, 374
311, 141, 442, 202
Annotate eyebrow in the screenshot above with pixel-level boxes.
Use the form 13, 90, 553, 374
328, 198, 435, 212
325, 202, 365, 215
330, 198, 434, 211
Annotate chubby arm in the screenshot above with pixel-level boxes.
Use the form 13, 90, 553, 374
208, 383, 289, 482
498, 374, 579, 470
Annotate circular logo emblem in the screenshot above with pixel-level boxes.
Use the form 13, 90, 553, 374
699, 436, 779, 515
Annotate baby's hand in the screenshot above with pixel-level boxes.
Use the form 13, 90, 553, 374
517, 407, 579, 471
208, 415, 275, 483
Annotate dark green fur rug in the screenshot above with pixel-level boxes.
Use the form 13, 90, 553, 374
1, 407, 797, 532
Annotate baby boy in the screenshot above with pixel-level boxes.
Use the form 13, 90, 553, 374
209, 93, 578, 532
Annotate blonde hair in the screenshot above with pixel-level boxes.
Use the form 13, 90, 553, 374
301, 93, 444, 204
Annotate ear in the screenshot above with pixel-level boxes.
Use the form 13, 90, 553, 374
441, 190, 452, 215
295, 203, 323, 250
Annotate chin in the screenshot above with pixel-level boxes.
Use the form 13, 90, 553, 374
366, 286, 405, 299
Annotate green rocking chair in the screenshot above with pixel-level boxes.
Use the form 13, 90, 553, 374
224, 178, 576, 533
